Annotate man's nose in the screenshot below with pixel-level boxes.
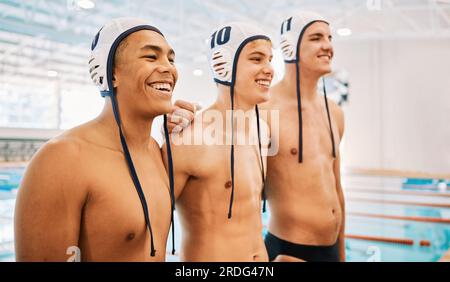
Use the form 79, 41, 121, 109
263, 63, 274, 78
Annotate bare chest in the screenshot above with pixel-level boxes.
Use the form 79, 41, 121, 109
186, 144, 264, 199
273, 103, 338, 162
80, 150, 171, 254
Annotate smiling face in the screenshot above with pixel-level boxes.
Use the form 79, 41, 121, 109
113, 30, 178, 117
234, 39, 274, 106
299, 21, 334, 76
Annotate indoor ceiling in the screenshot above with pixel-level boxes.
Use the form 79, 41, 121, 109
1, 0, 449, 86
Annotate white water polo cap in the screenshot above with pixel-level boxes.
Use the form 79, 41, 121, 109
279, 11, 329, 63
207, 22, 271, 85
87, 18, 177, 257
278, 12, 336, 163
88, 17, 164, 96
206, 22, 271, 219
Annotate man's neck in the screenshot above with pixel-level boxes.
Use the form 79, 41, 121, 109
282, 63, 322, 102
214, 85, 254, 112
96, 98, 154, 153
213, 85, 256, 136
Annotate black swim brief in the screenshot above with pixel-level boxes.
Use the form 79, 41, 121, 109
264, 232, 340, 262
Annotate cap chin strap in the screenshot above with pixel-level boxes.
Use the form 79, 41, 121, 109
226, 35, 270, 219
285, 20, 336, 163
99, 24, 176, 257
292, 67, 337, 163
100, 90, 177, 257
255, 105, 267, 213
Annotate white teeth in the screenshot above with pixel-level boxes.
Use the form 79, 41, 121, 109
256, 80, 270, 87
149, 82, 172, 92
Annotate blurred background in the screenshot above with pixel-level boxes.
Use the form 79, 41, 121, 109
0, 0, 449, 262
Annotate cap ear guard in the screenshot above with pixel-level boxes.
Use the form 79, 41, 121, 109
88, 26, 112, 93
88, 47, 108, 92
279, 12, 329, 63
207, 25, 233, 85
279, 36, 295, 62
280, 17, 296, 62
210, 47, 233, 83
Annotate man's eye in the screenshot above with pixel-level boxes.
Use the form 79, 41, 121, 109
144, 55, 157, 60
169, 58, 175, 64
311, 38, 320, 41
251, 57, 262, 62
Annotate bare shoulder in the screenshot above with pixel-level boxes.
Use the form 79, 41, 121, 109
326, 98, 345, 137
162, 112, 206, 171
41, 121, 103, 161
20, 129, 90, 199
31, 133, 83, 171
326, 98, 344, 118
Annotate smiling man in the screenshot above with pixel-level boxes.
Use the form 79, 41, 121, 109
261, 11, 346, 262
162, 22, 273, 262
14, 18, 191, 261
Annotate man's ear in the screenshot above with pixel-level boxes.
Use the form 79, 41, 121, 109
112, 71, 119, 88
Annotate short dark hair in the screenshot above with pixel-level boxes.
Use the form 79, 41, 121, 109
114, 37, 129, 64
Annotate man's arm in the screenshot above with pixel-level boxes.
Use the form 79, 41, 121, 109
331, 101, 346, 262
14, 139, 88, 261
334, 152, 346, 262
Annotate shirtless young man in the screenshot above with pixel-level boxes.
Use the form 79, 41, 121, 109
14, 18, 194, 261
162, 22, 273, 262
261, 12, 346, 262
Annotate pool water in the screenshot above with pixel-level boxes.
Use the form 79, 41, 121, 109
1, 167, 449, 262
0, 167, 21, 261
